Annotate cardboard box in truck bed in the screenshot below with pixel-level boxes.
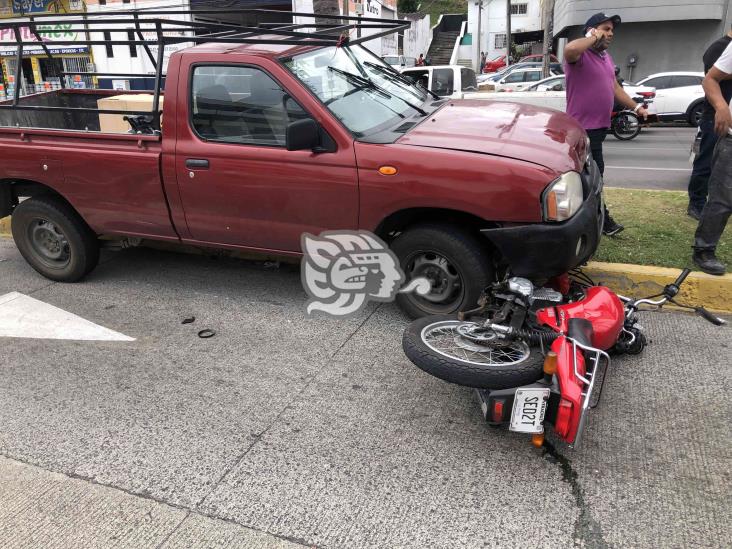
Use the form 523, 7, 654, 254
97, 94, 164, 133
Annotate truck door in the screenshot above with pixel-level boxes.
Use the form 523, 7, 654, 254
174, 63, 359, 252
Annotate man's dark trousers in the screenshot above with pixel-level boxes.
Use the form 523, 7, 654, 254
695, 135, 732, 250
587, 128, 613, 223
688, 120, 721, 211
586, 128, 607, 175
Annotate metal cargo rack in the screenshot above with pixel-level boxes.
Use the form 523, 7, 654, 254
0, 7, 409, 131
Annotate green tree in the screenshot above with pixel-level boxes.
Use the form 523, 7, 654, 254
398, 0, 419, 14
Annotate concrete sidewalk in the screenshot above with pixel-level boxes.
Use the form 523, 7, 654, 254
0, 456, 305, 548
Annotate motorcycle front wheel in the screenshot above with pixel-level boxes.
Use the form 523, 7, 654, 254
402, 315, 545, 389
611, 111, 642, 141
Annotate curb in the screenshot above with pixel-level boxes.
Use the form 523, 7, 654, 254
585, 261, 732, 315
1, 218, 729, 313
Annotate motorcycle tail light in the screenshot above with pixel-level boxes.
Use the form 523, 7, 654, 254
532, 433, 545, 448
492, 399, 505, 423
639, 91, 655, 98
554, 398, 573, 438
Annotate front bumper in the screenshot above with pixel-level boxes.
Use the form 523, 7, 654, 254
481, 160, 604, 278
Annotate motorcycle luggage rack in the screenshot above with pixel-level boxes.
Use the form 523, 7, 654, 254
568, 338, 611, 448
0, 8, 408, 131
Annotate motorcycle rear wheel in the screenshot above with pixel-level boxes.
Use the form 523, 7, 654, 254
611, 111, 642, 141
402, 315, 545, 389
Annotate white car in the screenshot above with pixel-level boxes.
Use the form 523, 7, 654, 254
525, 74, 566, 92
382, 55, 416, 70
633, 72, 705, 125
493, 68, 561, 92
401, 65, 478, 98
465, 74, 658, 115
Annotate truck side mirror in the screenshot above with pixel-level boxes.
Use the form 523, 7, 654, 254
286, 118, 319, 151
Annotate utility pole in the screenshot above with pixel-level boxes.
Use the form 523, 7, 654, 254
475, 0, 482, 72
541, 0, 555, 78
505, 0, 511, 67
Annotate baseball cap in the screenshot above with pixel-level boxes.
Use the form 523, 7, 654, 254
584, 12, 622, 33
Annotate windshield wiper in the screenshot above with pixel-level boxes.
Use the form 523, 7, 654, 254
363, 61, 440, 102
329, 66, 428, 117
328, 67, 392, 99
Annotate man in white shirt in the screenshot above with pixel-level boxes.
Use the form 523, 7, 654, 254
693, 41, 732, 275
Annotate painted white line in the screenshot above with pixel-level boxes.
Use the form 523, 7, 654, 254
605, 147, 688, 151
605, 166, 690, 172
0, 292, 135, 341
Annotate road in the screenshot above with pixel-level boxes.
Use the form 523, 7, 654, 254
0, 239, 730, 548
603, 125, 697, 191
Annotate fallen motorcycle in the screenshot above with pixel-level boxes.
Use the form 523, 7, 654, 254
402, 269, 725, 448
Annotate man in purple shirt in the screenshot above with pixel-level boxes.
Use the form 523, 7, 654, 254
564, 13, 649, 236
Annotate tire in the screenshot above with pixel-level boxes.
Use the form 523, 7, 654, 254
390, 223, 494, 319
687, 101, 704, 127
402, 315, 545, 389
611, 112, 641, 140
11, 196, 99, 282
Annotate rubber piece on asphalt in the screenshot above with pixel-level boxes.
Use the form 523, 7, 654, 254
198, 329, 215, 338
182, 317, 195, 324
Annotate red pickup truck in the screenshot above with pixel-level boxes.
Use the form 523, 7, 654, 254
0, 40, 602, 318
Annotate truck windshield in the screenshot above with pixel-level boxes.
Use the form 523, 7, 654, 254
284, 45, 429, 137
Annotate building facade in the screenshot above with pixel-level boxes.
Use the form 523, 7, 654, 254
553, 0, 732, 81
467, 0, 543, 71
0, 0, 89, 96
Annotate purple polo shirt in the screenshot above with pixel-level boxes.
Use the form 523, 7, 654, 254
564, 49, 616, 130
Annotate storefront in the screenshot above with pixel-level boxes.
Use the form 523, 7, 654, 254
0, 0, 91, 97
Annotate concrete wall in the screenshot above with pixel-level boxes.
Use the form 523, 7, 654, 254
553, 0, 731, 81
554, 0, 726, 34
560, 20, 731, 82
402, 14, 431, 59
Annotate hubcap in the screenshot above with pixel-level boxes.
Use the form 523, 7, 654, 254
404, 251, 464, 312
28, 218, 71, 268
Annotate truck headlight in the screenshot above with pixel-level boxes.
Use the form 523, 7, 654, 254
543, 172, 584, 222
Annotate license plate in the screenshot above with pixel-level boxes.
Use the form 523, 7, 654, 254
510, 388, 550, 434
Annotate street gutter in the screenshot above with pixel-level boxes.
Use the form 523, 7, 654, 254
1, 217, 730, 313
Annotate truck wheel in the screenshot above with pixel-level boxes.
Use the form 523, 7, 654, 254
11, 196, 99, 282
402, 315, 545, 389
391, 224, 494, 319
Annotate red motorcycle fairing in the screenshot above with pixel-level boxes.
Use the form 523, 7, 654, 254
550, 336, 585, 444
535, 286, 625, 350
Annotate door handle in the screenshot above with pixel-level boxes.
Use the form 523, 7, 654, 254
186, 159, 209, 169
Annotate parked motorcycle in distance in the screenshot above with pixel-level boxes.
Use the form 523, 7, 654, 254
402, 269, 725, 448
611, 109, 642, 140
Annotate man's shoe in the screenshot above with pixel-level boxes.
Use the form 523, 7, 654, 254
687, 204, 704, 221
692, 249, 726, 276
602, 217, 625, 236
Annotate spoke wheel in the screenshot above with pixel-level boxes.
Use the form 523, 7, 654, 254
421, 320, 530, 367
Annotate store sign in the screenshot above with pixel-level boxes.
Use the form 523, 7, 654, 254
10, 0, 82, 15
0, 23, 86, 55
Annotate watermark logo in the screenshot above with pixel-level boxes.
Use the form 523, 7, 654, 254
301, 231, 431, 317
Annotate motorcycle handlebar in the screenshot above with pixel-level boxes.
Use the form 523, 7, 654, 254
663, 269, 692, 299
673, 269, 692, 288
696, 307, 727, 326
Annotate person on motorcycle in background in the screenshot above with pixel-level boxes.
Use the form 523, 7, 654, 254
563, 12, 649, 236
692, 40, 732, 275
